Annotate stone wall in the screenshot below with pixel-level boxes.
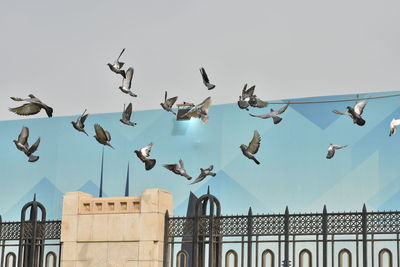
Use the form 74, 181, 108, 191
60, 189, 172, 267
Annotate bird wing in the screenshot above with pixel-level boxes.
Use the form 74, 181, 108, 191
18, 127, 29, 145
243, 85, 255, 98
200, 67, 210, 83
122, 67, 134, 89
141, 143, 153, 157
117, 48, 125, 61
179, 159, 185, 170
123, 103, 133, 121
199, 97, 212, 114
249, 113, 271, 119
332, 109, 346, 115
80, 113, 89, 125
28, 137, 40, 154
163, 164, 178, 172
255, 98, 268, 108
166, 96, 178, 107
247, 130, 261, 154
332, 144, 347, 150
9, 103, 41, 116
94, 124, 108, 142
326, 149, 335, 159
392, 119, 400, 127
105, 131, 111, 141
354, 101, 367, 115
277, 103, 289, 114
190, 174, 204, 185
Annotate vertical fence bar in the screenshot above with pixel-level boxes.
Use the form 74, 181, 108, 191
256, 236, 259, 267
356, 234, 359, 267
322, 206, 328, 267
371, 234, 374, 267
247, 208, 253, 267
209, 200, 215, 267
331, 235, 334, 267
362, 205, 368, 267
284, 207, 290, 267
292, 236, 296, 267
241, 236, 245, 267
397, 233, 399, 267
163, 211, 170, 267
279, 235, 282, 267
193, 212, 199, 267
317, 234, 320, 267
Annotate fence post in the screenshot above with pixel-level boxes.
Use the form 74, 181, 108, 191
362, 204, 368, 267
283, 206, 290, 267
248, 207, 253, 267
163, 210, 170, 267
322, 205, 328, 267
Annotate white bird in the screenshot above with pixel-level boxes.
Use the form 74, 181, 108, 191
182, 97, 212, 124
135, 143, 156, 170
107, 48, 126, 78
389, 118, 400, 136
326, 144, 348, 159
119, 67, 137, 97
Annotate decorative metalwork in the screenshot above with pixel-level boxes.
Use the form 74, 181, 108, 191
164, 192, 400, 267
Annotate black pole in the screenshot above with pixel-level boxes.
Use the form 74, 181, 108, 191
322, 205, 328, 267
247, 207, 253, 267
124, 162, 130, 197
284, 206, 290, 267
99, 147, 104, 197
362, 204, 368, 267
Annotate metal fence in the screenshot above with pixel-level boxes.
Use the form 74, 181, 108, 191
164, 193, 400, 267
0, 197, 61, 267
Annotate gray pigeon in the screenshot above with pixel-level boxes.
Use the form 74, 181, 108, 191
237, 84, 256, 110
248, 95, 268, 108
160, 91, 178, 115
134, 143, 156, 170
119, 67, 137, 97
200, 67, 215, 90
240, 130, 261, 164
13, 126, 40, 162
9, 94, 53, 117
250, 103, 289, 124
190, 165, 216, 185
71, 109, 89, 136
389, 118, 400, 136
120, 103, 136, 126
107, 48, 126, 78
182, 97, 212, 124
332, 100, 367, 126
93, 124, 114, 149
326, 144, 348, 159
163, 159, 192, 180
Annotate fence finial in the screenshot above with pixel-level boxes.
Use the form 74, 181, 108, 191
33, 193, 36, 202
207, 185, 210, 195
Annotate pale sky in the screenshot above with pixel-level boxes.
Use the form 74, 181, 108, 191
1, 0, 400, 120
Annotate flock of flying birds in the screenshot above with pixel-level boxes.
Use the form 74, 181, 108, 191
6, 48, 400, 184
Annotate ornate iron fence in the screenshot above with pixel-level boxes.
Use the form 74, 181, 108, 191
164, 193, 400, 267
0, 197, 61, 267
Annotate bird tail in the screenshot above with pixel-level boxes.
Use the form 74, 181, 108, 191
129, 91, 138, 97
211, 172, 217, 177
208, 84, 216, 90
253, 157, 260, 165
28, 155, 39, 162
273, 116, 283, 124
107, 143, 115, 149
145, 159, 156, 171
83, 130, 89, 136
356, 117, 366, 126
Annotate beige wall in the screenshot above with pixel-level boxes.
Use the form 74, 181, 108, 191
60, 189, 172, 267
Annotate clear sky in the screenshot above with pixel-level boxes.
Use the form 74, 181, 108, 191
1, 0, 400, 121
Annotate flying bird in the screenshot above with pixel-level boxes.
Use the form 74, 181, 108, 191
9, 94, 53, 118
237, 84, 256, 110
107, 48, 126, 78
248, 95, 268, 108
182, 96, 212, 123
71, 109, 89, 136
13, 126, 40, 162
250, 103, 290, 124
332, 100, 368, 126
134, 143, 156, 170
240, 130, 261, 164
120, 103, 136, 126
200, 67, 215, 90
326, 144, 348, 159
163, 159, 192, 180
160, 91, 178, 115
93, 124, 114, 149
190, 165, 216, 185
389, 118, 400, 136
119, 67, 137, 97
